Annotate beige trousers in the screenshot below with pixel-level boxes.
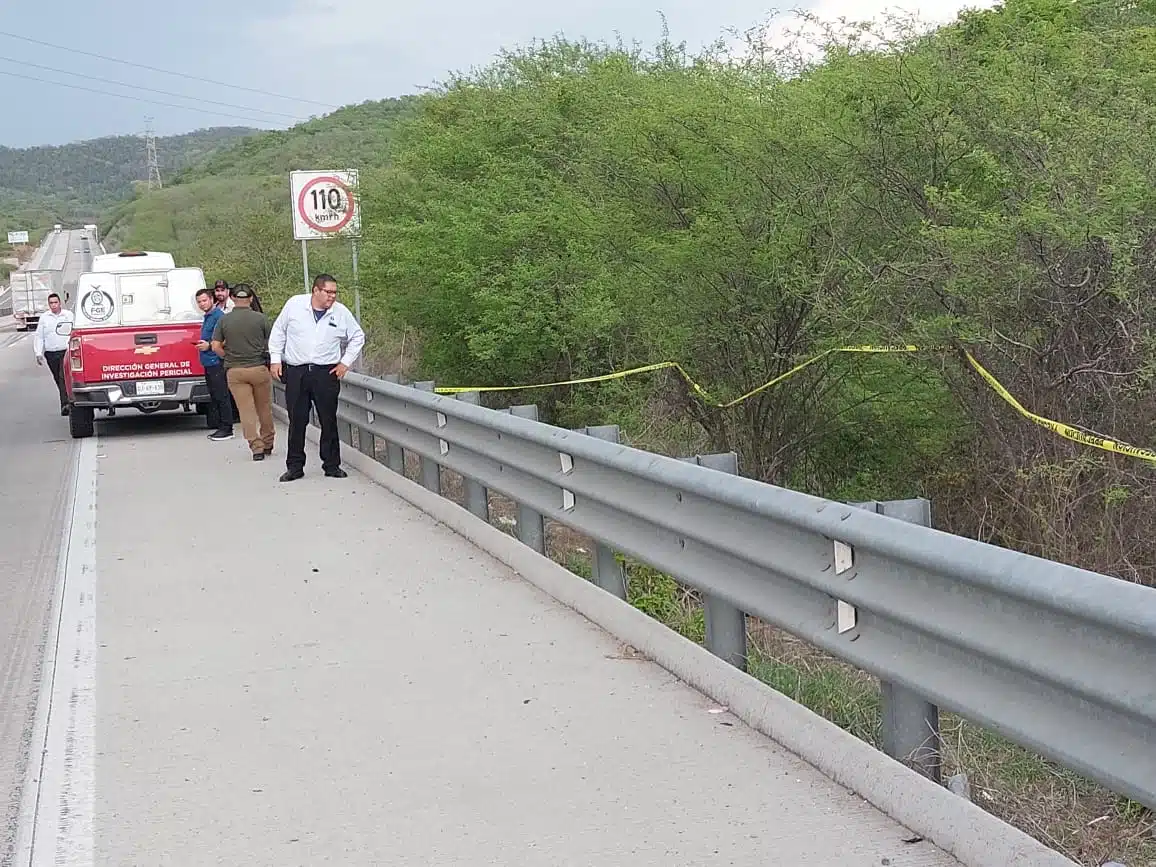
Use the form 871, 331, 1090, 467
227, 365, 274, 454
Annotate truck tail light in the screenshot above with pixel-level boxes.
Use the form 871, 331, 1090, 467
69, 337, 82, 371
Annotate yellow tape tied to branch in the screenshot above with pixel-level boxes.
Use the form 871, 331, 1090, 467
435, 346, 920, 408
962, 352, 1156, 465
433, 345, 1156, 466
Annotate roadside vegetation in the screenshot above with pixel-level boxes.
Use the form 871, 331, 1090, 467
106, 0, 1156, 861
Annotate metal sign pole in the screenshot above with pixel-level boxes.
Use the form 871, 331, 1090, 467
351, 237, 361, 323
300, 239, 310, 293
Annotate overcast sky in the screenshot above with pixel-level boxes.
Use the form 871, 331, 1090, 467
1, 0, 994, 148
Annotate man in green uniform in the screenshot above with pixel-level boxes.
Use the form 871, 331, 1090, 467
211, 284, 275, 460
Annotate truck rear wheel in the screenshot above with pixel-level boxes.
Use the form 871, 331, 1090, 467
69, 406, 95, 439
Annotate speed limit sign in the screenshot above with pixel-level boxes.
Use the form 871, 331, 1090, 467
290, 170, 361, 240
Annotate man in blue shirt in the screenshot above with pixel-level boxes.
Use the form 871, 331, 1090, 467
195, 288, 234, 440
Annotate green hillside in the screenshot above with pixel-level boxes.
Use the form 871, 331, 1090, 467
102, 97, 417, 293
0, 126, 256, 231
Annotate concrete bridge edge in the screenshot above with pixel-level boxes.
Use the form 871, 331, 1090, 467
278, 407, 1076, 867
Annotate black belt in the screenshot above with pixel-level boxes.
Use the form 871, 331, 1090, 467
286, 362, 336, 371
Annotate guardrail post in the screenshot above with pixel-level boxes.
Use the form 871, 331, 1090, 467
413, 381, 442, 494
357, 401, 375, 459
376, 375, 403, 472
455, 391, 490, 521
853, 497, 942, 783
574, 425, 627, 600
680, 452, 747, 672
503, 404, 545, 554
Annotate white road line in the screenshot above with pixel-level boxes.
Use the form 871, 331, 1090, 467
13, 435, 96, 867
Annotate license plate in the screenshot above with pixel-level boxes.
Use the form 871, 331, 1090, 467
136, 380, 165, 396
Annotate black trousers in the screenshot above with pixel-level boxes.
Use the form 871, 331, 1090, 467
284, 363, 341, 472
204, 364, 234, 431
44, 350, 68, 408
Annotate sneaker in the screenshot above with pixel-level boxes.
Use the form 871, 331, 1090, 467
324, 467, 348, 479
208, 430, 234, 441
253, 452, 265, 462
279, 469, 304, 482
60, 406, 69, 417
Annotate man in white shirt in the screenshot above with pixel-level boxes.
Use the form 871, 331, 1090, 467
33, 292, 75, 416
269, 273, 366, 482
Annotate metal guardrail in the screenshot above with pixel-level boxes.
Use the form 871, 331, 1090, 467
273, 370, 1156, 809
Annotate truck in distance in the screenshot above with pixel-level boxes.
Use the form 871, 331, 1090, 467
11, 270, 64, 331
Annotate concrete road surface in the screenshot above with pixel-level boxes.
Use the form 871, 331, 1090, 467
0, 230, 93, 865
6, 404, 962, 866
0, 325, 78, 865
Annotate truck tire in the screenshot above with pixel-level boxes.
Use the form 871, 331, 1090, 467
69, 406, 95, 439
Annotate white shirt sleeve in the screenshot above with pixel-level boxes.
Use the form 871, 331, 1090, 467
32, 315, 46, 358
340, 307, 366, 368
268, 298, 291, 365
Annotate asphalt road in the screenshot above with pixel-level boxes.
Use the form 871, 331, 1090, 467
0, 231, 91, 867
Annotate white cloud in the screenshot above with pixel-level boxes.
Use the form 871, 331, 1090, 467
246, 0, 1002, 108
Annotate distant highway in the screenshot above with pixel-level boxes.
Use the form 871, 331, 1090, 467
0, 228, 93, 323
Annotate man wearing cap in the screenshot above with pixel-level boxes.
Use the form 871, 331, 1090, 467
211, 284, 274, 460
213, 279, 235, 313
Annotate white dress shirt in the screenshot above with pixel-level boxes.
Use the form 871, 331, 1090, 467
33, 309, 74, 357
268, 294, 366, 368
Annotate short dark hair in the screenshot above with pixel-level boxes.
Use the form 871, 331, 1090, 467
47, 293, 60, 302
312, 274, 337, 290
195, 287, 213, 300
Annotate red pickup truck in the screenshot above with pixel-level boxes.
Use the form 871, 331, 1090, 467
58, 251, 213, 439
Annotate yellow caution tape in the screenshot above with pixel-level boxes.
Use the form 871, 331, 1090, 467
433, 345, 1156, 465
720, 345, 920, 408
963, 352, 1156, 465
434, 346, 920, 408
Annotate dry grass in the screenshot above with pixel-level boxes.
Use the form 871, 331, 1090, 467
744, 627, 1156, 866
346, 426, 1154, 867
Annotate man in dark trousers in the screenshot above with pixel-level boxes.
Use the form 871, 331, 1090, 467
195, 288, 234, 441
33, 292, 74, 416
268, 273, 365, 482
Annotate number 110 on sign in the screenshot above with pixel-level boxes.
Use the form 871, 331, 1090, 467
311, 187, 343, 211
290, 169, 361, 241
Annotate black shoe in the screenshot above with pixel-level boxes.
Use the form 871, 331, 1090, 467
253, 452, 265, 461
324, 467, 348, 479
279, 469, 304, 482
60, 406, 69, 416
208, 430, 234, 441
